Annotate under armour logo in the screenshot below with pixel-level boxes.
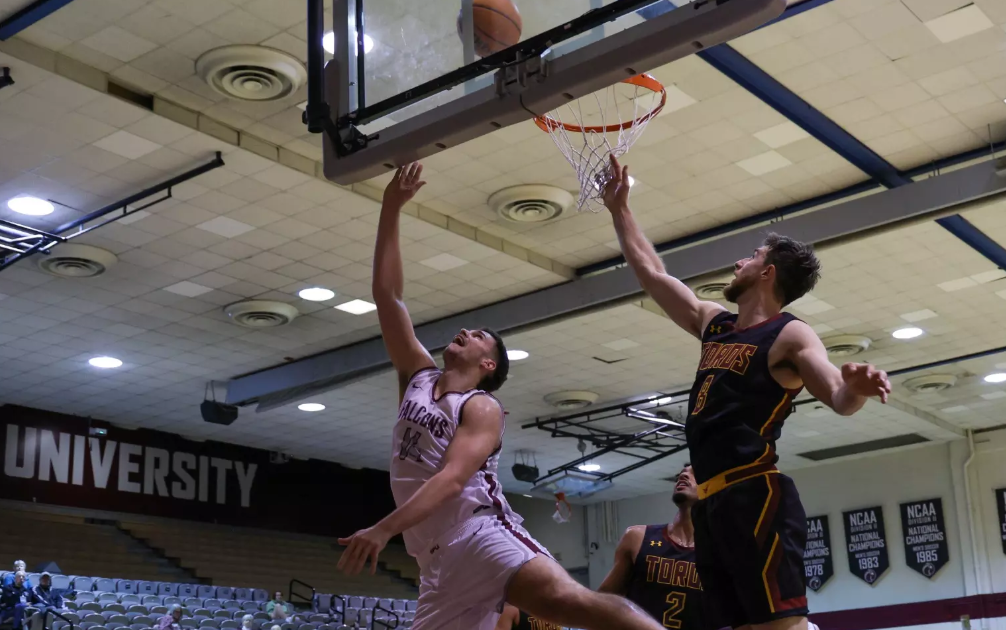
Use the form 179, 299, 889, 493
650, 540, 662, 547
710, 325, 723, 334
412, 382, 422, 389
430, 545, 440, 554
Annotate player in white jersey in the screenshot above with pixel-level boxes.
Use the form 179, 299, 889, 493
337, 163, 668, 630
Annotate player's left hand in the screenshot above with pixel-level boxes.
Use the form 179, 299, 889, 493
841, 363, 891, 403
337, 524, 392, 575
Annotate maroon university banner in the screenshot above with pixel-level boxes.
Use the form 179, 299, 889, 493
0, 405, 395, 537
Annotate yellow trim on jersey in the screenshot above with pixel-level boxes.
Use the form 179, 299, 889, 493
760, 391, 793, 436
753, 473, 775, 539
696, 458, 778, 500
762, 532, 781, 614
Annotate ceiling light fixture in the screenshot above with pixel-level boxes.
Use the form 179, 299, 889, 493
335, 299, 377, 315
892, 327, 923, 340
298, 403, 326, 412
984, 373, 1006, 384
298, 287, 335, 302
8, 196, 54, 216
88, 356, 122, 369
578, 463, 601, 472
323, 32, 374, 55
507, 350, 529, 361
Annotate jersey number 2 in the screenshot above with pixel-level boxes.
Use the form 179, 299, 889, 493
691, 375, 714, 415
398, 428, 422, 462
662, 592, 686, 629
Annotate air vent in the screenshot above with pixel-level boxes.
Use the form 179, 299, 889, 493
798, 434, 930, 461
197, 46, 307, 101
823, 335, 872, 357
903, 374, 956, 393
224, 300, 299, 328
490, 185, 573, 223
544, 390, 599, 410
37, 244, 117, 278
695, 282, 727, 299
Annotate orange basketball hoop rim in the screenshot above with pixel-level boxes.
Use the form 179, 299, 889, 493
533, 74, 667, 134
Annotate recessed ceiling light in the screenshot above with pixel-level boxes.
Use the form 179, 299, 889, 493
298, 287, 335, 302
335, 299, 377, 315
892, 327, 923, 340
577, 463, 601, 472
8, 197, 54, 216
507, 350, 529, 361
323, 32, 374, 55
984, 373, 1006, 384
522, 494, 533, 498
298, 403, 326, 412
88, 356, 122, 369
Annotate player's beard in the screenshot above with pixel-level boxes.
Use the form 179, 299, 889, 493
722, 274, 753, 303
672, 490, 688, 506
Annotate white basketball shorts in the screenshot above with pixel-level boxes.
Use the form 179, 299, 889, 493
411, 515, 551, 630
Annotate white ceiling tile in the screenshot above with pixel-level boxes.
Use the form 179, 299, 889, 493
80, 26, 158, 62
938, 277, 978, 292
735, 151, 793, 176
420, 253, 469, 272
93, 130, 163, 160
901, 309, 939, 322
753, 122, 810, 149
924, 4, 995, 43
163, 281, 214, 298
197, 216, 256, 238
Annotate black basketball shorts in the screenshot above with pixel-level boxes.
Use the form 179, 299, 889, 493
692, 472, 808, 629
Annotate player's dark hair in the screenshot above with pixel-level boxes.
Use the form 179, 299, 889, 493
477, 328, 509, 392
763, 233, 821, 306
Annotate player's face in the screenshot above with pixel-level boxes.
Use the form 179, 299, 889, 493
445, 328, 498, 371
671, 465, 698, 506
723, 246, 770, 303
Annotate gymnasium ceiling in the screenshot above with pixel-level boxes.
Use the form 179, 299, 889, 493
0, 0, 1004, 500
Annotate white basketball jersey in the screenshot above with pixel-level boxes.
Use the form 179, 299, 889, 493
389, 367, 520, 557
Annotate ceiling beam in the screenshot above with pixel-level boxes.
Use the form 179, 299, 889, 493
0, 0, 76, 40
224, 159, 1006, 410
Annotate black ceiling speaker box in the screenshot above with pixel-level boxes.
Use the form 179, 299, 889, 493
201, 400, 238, 425
512, 463, 539, 483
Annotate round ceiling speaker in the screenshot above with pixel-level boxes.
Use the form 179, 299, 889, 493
903, 374, 957, 393
37, 244, 117, 278
822, 335, 872, 357
695, 282, 728, 299
544, 390, 599, 410
224, 300, 300, 328
196, 45, 307, 102
490, 185, 573, 223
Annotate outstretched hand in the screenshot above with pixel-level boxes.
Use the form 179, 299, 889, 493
383, 162, 427, 208
337, 524, 392, 575
841, 363, 891, 403
601, 155, 631, 212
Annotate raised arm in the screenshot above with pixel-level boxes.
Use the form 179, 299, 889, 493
598, 526, 645, 595
373, 163, 436, 396
780, 320, 891, 416
602, 156, 725, 340
337, 394, 504, 574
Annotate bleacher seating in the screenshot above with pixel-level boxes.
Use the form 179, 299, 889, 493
119, 520, 417, 599
1, 506, 420, 629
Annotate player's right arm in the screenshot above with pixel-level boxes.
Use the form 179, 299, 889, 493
598, 525, 646, 595
602, 156, 725, 340
373, 163, 437, 397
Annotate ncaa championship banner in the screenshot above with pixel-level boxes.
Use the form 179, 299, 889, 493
0, 405, 395, 537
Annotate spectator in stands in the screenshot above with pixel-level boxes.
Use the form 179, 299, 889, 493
2, 562, 31, 589
241, 614, 254, 630
266, 593, 288, 622
158, 604, 183, 630
29, 573, 63, 613
0, 571, 31, 630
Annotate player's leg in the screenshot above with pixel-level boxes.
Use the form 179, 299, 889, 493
507, 556, 665, 630
693, 493, 746, 630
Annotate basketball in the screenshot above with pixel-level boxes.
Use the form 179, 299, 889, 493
456, 0, 523, 58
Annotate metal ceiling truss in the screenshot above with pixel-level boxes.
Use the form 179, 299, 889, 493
0, 153, 224, 272
522, 391, 690, 484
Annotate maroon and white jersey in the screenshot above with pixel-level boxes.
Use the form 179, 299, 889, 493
389, 367, 519, 557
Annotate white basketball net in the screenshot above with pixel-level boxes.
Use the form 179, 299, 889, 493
536, 76, 666, 212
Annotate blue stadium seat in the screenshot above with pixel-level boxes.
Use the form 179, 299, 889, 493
142, 596, 162, 606
95, 579, 115, 593
184, 598, 203, 608
159, 584, 179, 596
137, 583, 157, 596
116, 581, 136, 594
215, 588, 234, 601
179, 585, 199, 599
198, 587, 217, 599
51, 575, 71, 591
232, 589, 250, 601
120, 595, 140, 606
98, 594, 119, 605
74, 578, 95, 592
202, 600, 221, 610
252, 591, 268, 604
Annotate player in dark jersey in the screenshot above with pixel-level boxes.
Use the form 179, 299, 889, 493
603, 156, 890, 630
599, 465, 708, 630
